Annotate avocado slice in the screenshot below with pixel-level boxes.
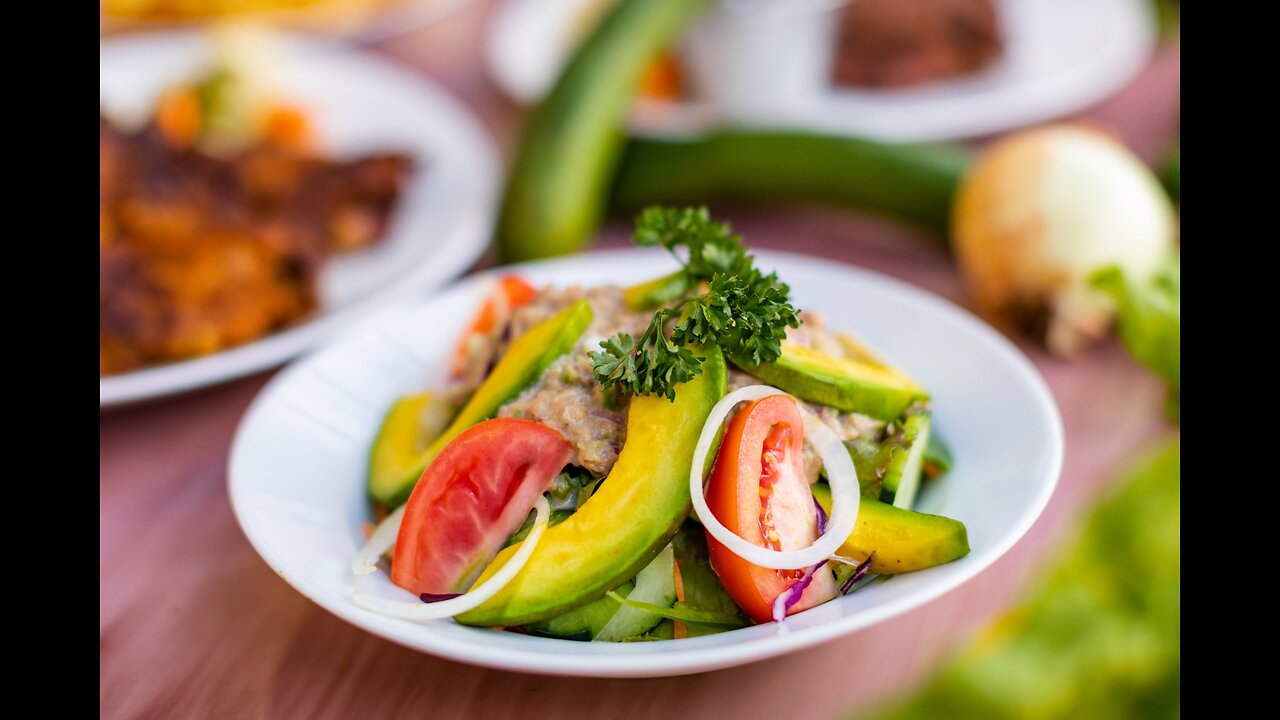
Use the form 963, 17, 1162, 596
740, 343, 927, 422
456, 346, 728, 627
813, 484, 969, 574
623, 270, 692, 311
367, 299, 594, 505
366, 392, 450, 500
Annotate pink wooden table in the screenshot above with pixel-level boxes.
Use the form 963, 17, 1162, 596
100, 5, 1180, 717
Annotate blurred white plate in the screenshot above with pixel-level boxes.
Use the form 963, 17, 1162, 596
487, 0, 1156, 142
229, 249, 1063, 677
100, 0, 473, 46
99, 32, 500, 408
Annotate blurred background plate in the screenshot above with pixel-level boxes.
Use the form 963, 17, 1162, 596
100, 32, 500, 408
228, 249, 1063, 677
100, 0, 474, 46
487, 0, 1156, 142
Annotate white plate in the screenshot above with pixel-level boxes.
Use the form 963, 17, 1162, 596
100, 0, 473, 46
229, 249, 1063, 677
487, 0, 1156, 142
99, 32, 500, 408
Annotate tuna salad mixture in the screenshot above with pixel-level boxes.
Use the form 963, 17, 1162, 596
453, 286, 886, 480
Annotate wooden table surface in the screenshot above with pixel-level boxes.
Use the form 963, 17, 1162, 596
99, 5, 1180, 718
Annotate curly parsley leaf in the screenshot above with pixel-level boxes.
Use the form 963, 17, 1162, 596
633, 206, 749, 280
591, 207, 800, 401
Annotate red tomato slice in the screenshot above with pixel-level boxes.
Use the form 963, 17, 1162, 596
704, 395, 838, 623
451, 275, 539, 377
391, 417, 573, 596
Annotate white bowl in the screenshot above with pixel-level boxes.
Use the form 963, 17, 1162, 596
229, 249, 1063, 677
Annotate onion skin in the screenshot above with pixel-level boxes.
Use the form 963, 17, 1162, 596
953, 125, 1176, 356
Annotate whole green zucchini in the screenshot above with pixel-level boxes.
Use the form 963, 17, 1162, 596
611, 131, 972, 236
496, 0, 713, 262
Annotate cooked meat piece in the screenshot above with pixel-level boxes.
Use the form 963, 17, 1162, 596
726, 368, 886, 485
832, 0, 1003, 88
482, 287, 886, 481
494, 286, 651, 477
99, 113, 411, 374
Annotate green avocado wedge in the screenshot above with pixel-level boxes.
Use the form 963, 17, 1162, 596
623, 271, 693, 311
813, 484, 969, 574
366, 393, 439, 502
739, 343, 928, 422
456, 346, 728, 627
366, 300, 594, 505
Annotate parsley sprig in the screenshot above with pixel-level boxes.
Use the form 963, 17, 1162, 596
590, 208, 800, 400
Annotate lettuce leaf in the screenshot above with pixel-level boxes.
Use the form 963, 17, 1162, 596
671, 522, 750, 635
1091, 254, 1181, 421
866, 438, 1180, 719
606, 592, 750, 629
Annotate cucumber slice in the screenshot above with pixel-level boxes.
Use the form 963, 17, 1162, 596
594, 544, 676, 642
525, 581, 635, 640
884, 413, 931, 509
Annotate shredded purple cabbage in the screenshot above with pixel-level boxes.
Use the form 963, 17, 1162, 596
420, 592, 463, 603
772, 560, 828, 624
839, 552, 876, 594
770, 496, 837, 624
813, 495, 828, 536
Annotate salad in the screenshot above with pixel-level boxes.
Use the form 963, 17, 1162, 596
350, 207, 969, 640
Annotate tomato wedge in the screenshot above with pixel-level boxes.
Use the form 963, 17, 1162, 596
391, 418, 573, 596
451, 275, 539, 377
704, 395, 838, 623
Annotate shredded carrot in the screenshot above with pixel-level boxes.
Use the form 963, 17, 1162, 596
637, 52, 683, 101
262, 103, 313, 150
673, 559, 687, 639
450, 275, 539, 377
155, 86, 202, 148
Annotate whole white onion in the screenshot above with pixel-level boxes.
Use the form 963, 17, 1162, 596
953, 125, 1177, 356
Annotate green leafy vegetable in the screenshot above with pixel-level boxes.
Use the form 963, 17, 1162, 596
505, 467, 600, 546
606, 592, 751, 629
632, 206, 749, 279
672, 522, 749, 635
591, 207, 800, 400
621, 620, 677, 642
865, 438, 1180, 719
546, 466, 601, 512
1091, 253, 1180, 421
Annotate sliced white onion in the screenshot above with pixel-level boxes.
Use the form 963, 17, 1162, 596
349, 496, 550, 620
690, 385, 860, 570
351, 503, 406, 575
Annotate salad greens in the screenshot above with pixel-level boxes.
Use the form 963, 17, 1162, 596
672, 522, 752, 635
607, 592, 751, 630
590, 208, 800, 400
865, 438, 1180, 719
504, 467, 600, 546
1091, 253, 1181, 421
